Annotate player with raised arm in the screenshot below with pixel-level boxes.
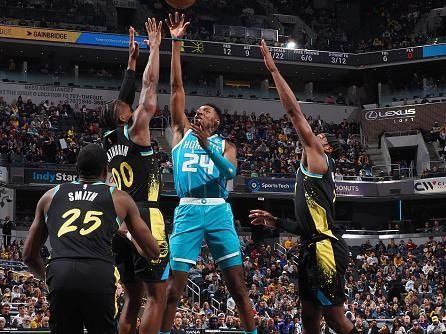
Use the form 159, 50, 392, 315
103, 18, 169, 334
23, 144, 159, 334
159, 13, 256, 334
117, 26, 139, 113
249, 40, 355, 334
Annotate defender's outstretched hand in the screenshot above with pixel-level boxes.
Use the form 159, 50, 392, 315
249, 209, 277, 228
128, 26, 139, 60
260, 39, 279, 73
166, 12, 190, 39
145, 17, 163, 48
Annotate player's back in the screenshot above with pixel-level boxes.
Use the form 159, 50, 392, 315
46, 181, 119, 263
104, 124, 161, 203
294, 155, 344, 241
172, 129, 228, 199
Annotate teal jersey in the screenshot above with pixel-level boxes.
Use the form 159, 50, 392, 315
172, 129, 229, 199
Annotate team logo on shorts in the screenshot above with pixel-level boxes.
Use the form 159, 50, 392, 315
151, 240, 169, 264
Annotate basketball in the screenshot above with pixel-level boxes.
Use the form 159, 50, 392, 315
165, 0, 196, 9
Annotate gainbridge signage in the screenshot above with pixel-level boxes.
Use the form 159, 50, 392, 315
0, 25, 80, 43
361, 102, 446, 140
0, 24, 150, 48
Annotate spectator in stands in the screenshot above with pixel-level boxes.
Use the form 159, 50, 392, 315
41, 316, 49, 329
283, 236, 294, 250
0, 303, 11, 327
21, 316, 32, 329
30, 308, 44, 329
2, 216, 13, 246
12, 303, 26, 327
426, 315, 444, 333
171, 315, 185, 334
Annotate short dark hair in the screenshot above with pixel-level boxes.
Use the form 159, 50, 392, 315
203, 103, 223, 122
76, 144, 107, 178
103, 100, 119, 130
323, 133, 343, 158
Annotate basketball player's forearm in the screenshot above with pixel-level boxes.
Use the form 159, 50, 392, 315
170, 41, 184, 90
24, 258, 46, 280
274, 217, 300, 235
271, 72, 303, 119
205, 143, 236, 180
127, 54, 136, 71
170, 41, 187, 128
271, 72, 314, 145
139, 46, 159, 110
131, 228, 160, 259
118, 69, 136, 106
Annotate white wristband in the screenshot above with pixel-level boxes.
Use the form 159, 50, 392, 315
126, 232, 132, 241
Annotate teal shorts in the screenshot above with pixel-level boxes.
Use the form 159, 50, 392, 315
169, 200, 242, 272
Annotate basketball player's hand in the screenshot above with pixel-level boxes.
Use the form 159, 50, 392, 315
190, 121, 211, 149
166, 12, 190, 39
128, 26, 139, 60
118, 223, 147, 258
249, 209, 277, 229
145, 17, 163, 48
259, 39, 278, 73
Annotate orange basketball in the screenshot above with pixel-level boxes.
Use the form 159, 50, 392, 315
165, 0, 196, 9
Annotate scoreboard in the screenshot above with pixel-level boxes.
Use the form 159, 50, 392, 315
160, 39, 441, 67
1, 24, 445, 67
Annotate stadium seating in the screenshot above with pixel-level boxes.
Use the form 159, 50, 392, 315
0, 233, 445, 331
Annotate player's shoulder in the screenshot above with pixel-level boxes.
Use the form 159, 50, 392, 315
103, 128, 117, 138
223, 139, 236, 151
110, 187, 131, 202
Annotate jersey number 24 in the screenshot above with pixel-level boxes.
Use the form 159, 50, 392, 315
181, 153, 214, 174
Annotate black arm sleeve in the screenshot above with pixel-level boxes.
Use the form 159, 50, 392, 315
275, 217, 300, 235
118, 69, 136, 107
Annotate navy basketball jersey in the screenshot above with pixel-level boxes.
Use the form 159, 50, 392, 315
104, 124, 160, 203
294, 155, 344, 241
46, 182, 119, 263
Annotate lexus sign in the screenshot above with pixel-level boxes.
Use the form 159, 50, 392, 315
365, 108, 416, 122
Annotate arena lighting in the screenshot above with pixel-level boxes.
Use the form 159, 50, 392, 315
285, 40, 297, 49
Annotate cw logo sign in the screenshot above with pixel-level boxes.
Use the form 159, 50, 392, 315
414, 179, 446, 193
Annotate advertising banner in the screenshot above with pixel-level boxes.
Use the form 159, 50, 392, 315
246, 178, 295, 193
414, 176, 446, 194
361, 103, 446, 141
0, 25, 80, 43
24, 168, 77, 185
0, 83, 120, 109
335, 181, 378, 196
246, 178, 377, 196
0, 24, 158, 50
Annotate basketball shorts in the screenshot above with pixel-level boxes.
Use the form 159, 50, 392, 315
46, 258, 119, 334
298, 235, 348, 306
113, 205, 170, 283
169, 198, 242, 272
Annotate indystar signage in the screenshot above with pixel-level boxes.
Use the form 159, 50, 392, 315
24, 168, 78, 185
